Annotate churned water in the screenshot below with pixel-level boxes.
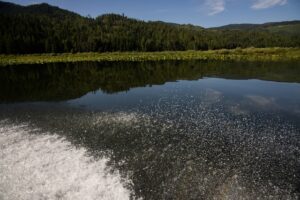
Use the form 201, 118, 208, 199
0, 121, 133, 200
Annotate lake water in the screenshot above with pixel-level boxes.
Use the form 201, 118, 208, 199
0, 60, 300, 200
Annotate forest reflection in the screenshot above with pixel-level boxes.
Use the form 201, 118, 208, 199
0, 60, 299, 102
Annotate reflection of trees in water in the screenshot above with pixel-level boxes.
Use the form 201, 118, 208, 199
0, 60, 299, 102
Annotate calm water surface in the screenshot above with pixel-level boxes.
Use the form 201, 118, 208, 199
0, 61, 300, 200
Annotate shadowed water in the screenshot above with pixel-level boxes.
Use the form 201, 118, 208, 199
0, 61, 300, 199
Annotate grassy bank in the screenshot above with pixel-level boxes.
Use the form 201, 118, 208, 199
1, 48, 300, 66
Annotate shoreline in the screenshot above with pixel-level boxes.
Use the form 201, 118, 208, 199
1, 48, 300, 66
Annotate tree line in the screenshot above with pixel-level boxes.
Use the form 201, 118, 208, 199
0, 2, 300, 54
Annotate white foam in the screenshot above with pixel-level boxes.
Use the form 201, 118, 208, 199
0, 121, 132, 200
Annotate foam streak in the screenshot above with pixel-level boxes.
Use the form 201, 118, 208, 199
0, 121, 131, 200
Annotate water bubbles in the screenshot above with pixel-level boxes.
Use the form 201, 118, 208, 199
0, 121, 133, 200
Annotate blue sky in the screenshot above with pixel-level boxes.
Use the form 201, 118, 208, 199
5, 0, 300, 27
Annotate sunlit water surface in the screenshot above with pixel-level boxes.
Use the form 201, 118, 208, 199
0, 61, 299, 199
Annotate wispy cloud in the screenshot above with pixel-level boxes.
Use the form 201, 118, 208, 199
245, 95, 276, 107
205, 0, 225, 15
252, 0, 287, 9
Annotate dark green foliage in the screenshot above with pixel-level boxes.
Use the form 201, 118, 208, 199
0, 1, 300, 54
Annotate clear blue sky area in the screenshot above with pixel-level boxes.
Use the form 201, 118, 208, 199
5, 0, 300, 27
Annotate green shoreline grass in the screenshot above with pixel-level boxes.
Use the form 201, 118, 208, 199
1, 48, 300, 66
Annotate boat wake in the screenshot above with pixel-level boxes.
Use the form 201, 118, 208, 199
0, 120, 132, 200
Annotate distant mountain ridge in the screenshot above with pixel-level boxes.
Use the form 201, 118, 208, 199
212, 21, 300, 29
211, 21, 300, 35
0, 1, 203, 29
1, 1, 298, 31
0, 1, 80, 18
0, 1, 299, 54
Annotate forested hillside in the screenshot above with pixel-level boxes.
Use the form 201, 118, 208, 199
1, 1, 300, 54
211, 21, 300, 36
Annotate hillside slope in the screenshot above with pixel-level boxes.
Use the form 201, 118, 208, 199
0, 1, 299, 54
211, 21, 300, 35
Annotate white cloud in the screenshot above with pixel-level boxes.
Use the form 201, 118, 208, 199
205, 0, 225, 15
252, 0, 287, 9
245, 95, 276, 107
